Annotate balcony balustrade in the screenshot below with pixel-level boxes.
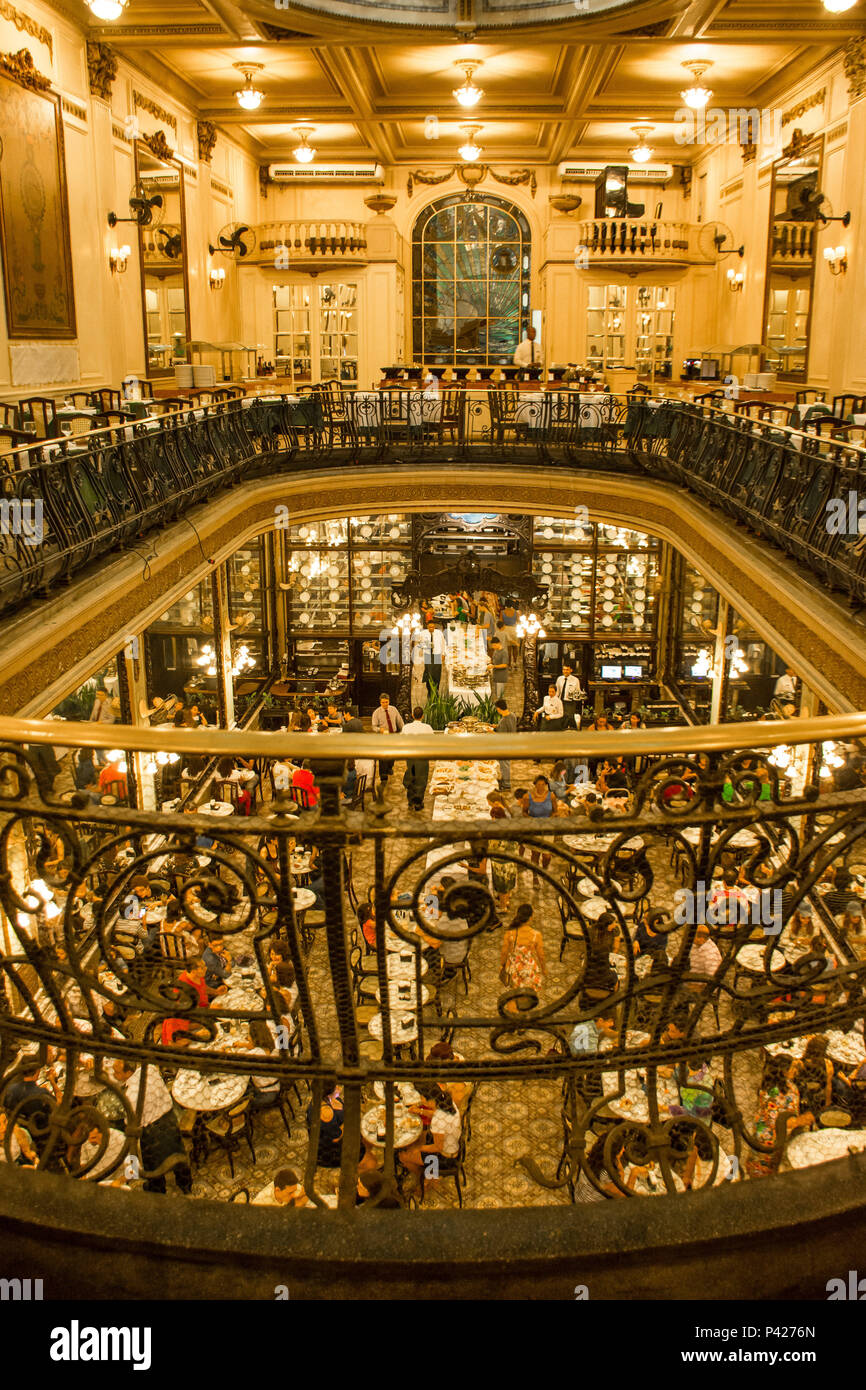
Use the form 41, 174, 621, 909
0, 391, 864, 621
572, 219, 709, 266
0, 714, 864, 1246
249, 221, 369, 267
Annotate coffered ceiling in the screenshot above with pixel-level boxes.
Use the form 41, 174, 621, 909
72, 0, 857, 163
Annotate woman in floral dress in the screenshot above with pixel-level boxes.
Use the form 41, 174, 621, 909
500, 903, 546, 1010
745, 1053, 811, 1178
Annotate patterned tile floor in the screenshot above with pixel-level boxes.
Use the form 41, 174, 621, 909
184, 660, 861, 1210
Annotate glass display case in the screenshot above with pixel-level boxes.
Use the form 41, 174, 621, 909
586, 284, 628, 371
351, 549, 408, 633
532, 549, 593, 633
274, 284, 313, 387
319, 282, 358, 384
635, 285, 676, 382
227, 542, 266, 677
285, 549, 350, 631
350, 514, 412, 545
679, 562, 719, 636
594, 549, 658, 634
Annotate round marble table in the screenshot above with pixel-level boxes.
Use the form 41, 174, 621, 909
368, 1011, 418, 1043
373, 980, 430, 1007
199, 800, 234, 818
292, 887, 317, 912
386, 955, 428, 981
785, 1128, 866, 1169
361, 1103, 423, 1150
171, 1065, 249, 1111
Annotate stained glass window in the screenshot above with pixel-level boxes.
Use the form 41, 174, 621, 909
412, 194, 531, 366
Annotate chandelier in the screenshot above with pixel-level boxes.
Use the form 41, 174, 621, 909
728, 647, 748, 679
516, 612, 546, 639
630, 125, 654, 164
293, 125, 316, 163
196, 642, 256, 677
680, 61, 713, 110
87, 0, 126, 18
458, 125, 483, 163
234, 64, 264, 111
819, 741, 845, 778
453, 60, 483, 108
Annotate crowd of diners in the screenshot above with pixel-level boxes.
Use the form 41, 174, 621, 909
4, 627, 866, 1204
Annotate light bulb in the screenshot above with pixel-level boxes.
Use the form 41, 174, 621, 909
681, 85, 712, 109
88, 0, 125, 18
822, 0, 856, 10
294, 142, 315, 163
458, 126, 483, 163
631, 139, 653, 164
236, 86, 262, 111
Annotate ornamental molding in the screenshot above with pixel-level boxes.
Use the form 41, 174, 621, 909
406, 165, 536, 198
0, 2, 51, 59
740, 142, 756, 165
61, 96, 87, 121
133, 90, 177, 133
844, 37, 866, 102
141, 128, 175, 162
780, 87, 826, 128
86, 40, 117, 100
196, 119, 217, 164
0, 46, 50, 90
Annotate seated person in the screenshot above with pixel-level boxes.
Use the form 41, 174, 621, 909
291, 761, 320, 808
160, 957, 219, 1044
342, 759, 358, 802
202, 933, 232, 990
98, 758, 128, 800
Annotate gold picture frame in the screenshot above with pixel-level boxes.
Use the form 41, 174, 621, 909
0, 50, 77, 339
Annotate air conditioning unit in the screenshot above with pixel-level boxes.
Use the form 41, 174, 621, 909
558, 161, 673, 184
268, 163, 384, 183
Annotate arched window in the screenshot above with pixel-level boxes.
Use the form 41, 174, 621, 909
412, 193, 531, 366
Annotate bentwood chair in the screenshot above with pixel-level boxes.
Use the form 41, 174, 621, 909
19, 397, 59, 440
94, 388, 122, 413
203, 1097, 256, 1179
0, 403, 20, 428
68, 392, 91, 409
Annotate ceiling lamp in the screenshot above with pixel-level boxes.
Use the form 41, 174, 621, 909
822, 0, 857, 10
458, 124, 483, 163
233, 63, 264, 111
630, 126, 654, 163
453, 60, 484, 108
87, 0, 126, 17
680, 61, 713, 110
293, 125, 316, 163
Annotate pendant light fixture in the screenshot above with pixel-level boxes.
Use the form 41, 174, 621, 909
87, 0, 126, 18
453, 60, 484, 108
680, 60, 713, 110
630, 125, 654, 163
233, 63, 264, 111
458, 124, 483, 163
293, 125, 316, 163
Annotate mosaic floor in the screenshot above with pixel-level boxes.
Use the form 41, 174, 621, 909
180, 660, 863, 1210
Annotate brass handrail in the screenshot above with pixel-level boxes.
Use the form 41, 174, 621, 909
2, 710, 864, 759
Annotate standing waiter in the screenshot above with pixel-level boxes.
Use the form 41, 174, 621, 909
555, 663, 584, 730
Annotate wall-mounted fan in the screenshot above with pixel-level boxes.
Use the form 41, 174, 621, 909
208, 222, 257, 259
156, 226, 183, 260
697, 220, 744, 260
108, 183, 165, 230
813, 196, 851, 229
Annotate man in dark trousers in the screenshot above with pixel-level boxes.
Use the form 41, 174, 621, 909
555, 663, 584, 731
494, 696, 518, 790
370, 693, 404, 783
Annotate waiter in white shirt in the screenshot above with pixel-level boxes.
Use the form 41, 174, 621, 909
555, 663, 584, 729
402, 705, 434, 811
534, 685, 564, 730
773, 667, 797, 701
513, 326, 542, 369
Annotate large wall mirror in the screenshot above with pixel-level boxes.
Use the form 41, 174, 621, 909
762, 133, 823, 381
135, 140, 191, 378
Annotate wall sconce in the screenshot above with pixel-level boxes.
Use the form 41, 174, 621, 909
109, 245, 130, 275
823, 245, 847, 276
726, 267, 744, 292
209, 267, 226, 291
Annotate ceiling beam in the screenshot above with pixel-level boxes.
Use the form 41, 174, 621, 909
665, 0, 728, 39
548, 43, 625, 165
309, 44, 396, 164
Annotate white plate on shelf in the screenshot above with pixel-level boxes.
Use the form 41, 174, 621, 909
542, 563, 552, 574
361, 577, 372, 589
389, 526, 400, 539
602, 615, 614, 627
389, 563, 402, 577
361, 525, 373, 538
300, 589, 310, 602
602, 600, 614, 613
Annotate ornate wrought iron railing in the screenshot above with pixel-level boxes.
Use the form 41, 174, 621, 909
1, 714, 865, 1211
1, 390, 864, 613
